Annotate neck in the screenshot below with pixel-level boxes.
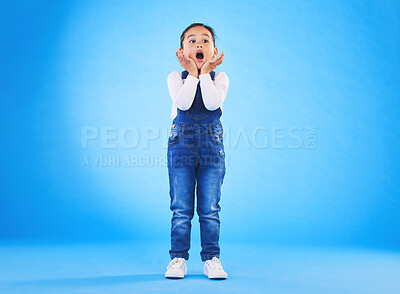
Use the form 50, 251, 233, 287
197, 69, 213, 74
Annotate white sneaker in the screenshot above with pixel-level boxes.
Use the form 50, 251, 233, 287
204, 256, 228, 279
165, 257, 187, 278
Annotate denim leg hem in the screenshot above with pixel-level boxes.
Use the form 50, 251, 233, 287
170, 253, 189, 260
202, 254, 219, 262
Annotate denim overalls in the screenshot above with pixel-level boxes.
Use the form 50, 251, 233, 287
167, 70, 226, 262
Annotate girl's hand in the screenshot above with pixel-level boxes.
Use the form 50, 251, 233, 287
176, 48, 198, 78
200, 52, 224, 75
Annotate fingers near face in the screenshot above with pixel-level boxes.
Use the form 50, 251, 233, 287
178, 52, 187, 63
213, 52, 224, 61
215, 54, 223, 64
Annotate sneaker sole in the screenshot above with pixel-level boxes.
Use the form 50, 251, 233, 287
165, 275, 184, 279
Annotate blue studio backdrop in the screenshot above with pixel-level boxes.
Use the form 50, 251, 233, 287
1, 0, 399, 251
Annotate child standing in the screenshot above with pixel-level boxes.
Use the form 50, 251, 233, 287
165, 23, 229, 279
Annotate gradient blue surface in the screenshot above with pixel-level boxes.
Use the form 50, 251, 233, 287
0, 240, 399, 293
1, 0, 400, 292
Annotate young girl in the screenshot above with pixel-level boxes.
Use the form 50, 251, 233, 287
165, 23, 229, 280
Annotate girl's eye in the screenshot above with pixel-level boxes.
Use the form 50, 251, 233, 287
188, 39, 209, 43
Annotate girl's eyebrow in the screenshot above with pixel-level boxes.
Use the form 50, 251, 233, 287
187, 33, 210, 39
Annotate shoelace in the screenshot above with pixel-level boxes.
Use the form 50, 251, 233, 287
167, 258, 185, 270
206, 257, 223, 271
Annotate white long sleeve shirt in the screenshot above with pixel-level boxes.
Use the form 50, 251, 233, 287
167, 71, 229, 120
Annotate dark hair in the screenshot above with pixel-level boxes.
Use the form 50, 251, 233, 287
180, 23, 217, 49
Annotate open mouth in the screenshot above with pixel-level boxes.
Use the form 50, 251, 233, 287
196, 50, 204, 61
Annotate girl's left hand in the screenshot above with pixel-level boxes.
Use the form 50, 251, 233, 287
200, 52, 224, 75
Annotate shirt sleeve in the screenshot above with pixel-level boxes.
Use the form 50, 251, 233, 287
198, 72, 229, 111
167, 71, 199, 111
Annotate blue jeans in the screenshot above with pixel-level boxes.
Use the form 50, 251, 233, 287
167, 120, 226, 262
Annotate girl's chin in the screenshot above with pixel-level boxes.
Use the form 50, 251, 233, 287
195, 59, 208, 68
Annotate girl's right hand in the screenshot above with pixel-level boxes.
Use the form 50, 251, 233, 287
176, 48, 198, 77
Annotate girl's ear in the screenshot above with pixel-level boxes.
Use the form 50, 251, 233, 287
213, 47, 219, 58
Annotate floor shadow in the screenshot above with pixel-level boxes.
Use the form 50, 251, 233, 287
2, 272, 229, 289
166, 273, 226, 280
2, 274, 165, 288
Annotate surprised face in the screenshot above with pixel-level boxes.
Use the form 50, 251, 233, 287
181, 26, 218, 69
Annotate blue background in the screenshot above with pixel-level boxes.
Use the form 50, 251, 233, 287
1, 0, 399, 252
